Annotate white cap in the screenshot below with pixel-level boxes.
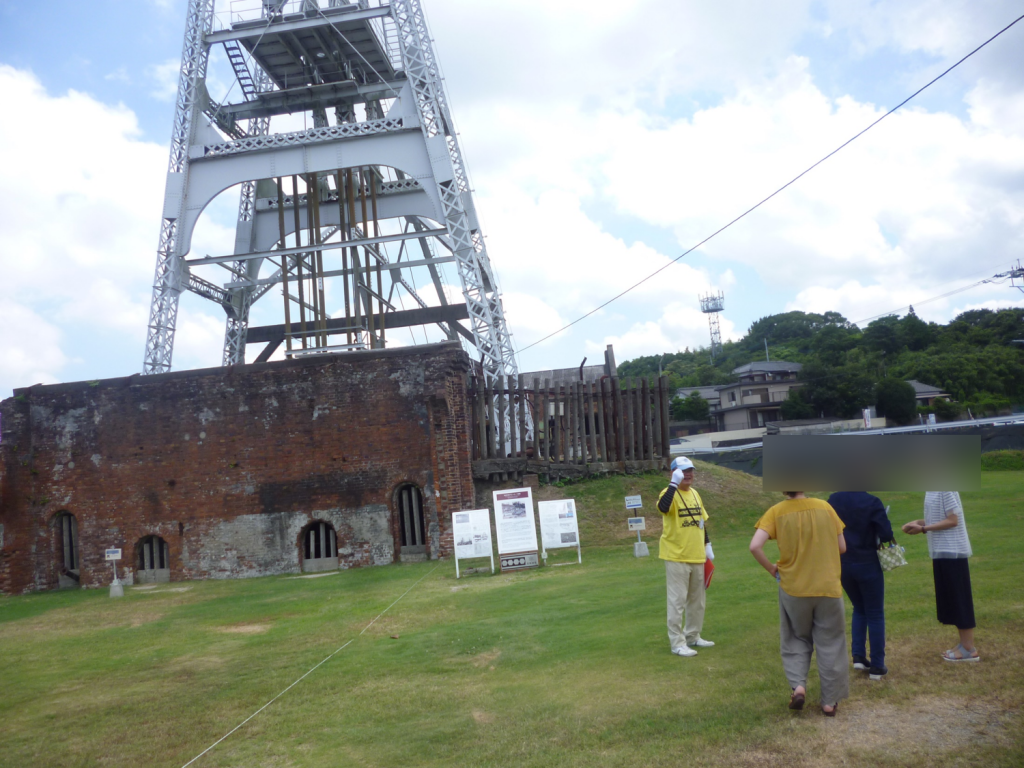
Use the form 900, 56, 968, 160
670, 456, 694, 472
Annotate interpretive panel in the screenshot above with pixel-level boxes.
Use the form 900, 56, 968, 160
537, 500, 580, 550
452, 509, 493, 559
492, 488, 538, 555
452, 508, 494, 577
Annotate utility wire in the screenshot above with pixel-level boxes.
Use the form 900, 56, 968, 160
851, 259, 1021, 325
516, 11, 1024, 355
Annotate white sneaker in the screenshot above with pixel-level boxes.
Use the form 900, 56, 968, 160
672, 644, 697, 657
690, 637, 715, 648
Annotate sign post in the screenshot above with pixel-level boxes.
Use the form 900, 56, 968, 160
105, 548, 123, 598
537, 499, 582, 565
493, 488, 540, 571
451, 509, 494, 578
625, 495, 648, 557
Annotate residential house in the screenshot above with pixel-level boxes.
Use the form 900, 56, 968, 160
714, 361, 804, 431
906, 379, 950, 407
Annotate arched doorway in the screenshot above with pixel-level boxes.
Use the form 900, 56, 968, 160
396, 484, 427, 562
301, 520, 339, 573
54, 512, 80, 589
137, 536, 171, 584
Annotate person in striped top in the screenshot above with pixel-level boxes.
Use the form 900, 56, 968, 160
902, 492, 978, 662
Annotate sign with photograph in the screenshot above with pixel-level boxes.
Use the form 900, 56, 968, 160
627, 517, 646, 531
492, 487, 539, 570
538, 499, 582, 564
451, 508, 494, 578
105, 548, 122, 561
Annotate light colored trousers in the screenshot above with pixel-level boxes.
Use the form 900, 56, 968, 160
778, 588, 849, 705
666, 560, 706, 649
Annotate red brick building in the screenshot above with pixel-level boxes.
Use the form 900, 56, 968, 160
0, 343, 474, 594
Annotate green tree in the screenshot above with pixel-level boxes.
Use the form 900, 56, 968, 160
670, 392, 710, 421
780, 388, 814, 420
875, 378, 917, 425
932, 398, 962, 421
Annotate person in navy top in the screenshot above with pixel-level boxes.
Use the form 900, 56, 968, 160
827, 491, 895, 679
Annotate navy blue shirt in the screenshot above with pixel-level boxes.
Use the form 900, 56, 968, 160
827, 492, 895, 564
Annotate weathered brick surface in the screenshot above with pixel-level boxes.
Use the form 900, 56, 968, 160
0, 342, 474, 594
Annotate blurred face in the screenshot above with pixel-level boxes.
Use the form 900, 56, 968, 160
678, 468, 695, 489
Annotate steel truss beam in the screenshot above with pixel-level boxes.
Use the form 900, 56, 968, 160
188, 226, 446, 267
145, 0, 517, 385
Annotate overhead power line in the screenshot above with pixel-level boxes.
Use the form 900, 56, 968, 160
516, 11, 1024, 355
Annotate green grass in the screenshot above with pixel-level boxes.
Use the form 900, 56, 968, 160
1, 470, 1021, 767
981, 450, 1024, 471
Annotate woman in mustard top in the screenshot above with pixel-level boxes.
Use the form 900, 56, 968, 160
750, 492, 849, 716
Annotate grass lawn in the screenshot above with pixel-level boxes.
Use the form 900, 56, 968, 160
1, 468, 1021, 767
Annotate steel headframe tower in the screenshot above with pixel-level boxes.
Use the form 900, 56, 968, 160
699, 291, 724, 361
142, 0, 517, 387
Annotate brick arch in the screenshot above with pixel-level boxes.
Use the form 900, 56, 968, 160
299, 519, 339, 573
392, 483, 428, 562
135, 535, 170, 584
51, 511, 80, 589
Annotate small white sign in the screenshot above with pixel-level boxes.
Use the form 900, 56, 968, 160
627, 517, 646, 531
452, 508, 494, 578
500, 552, 539, 570
625, 495, 643, 510
105, 548, 122, 561
537, 499, 581, 551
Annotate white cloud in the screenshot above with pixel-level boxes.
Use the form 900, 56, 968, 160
0, 65, 235, 394
148, 58, 181, 101
588, 303, 739, 361
0, 304, 68, 393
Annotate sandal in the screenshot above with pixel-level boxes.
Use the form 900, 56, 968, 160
942, 644, 980, 662
822, 703, 838, 717
789, 690, 805, 710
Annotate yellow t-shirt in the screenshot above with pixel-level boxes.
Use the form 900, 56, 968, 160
756, 498, 845, 598
658, 487, 708, 563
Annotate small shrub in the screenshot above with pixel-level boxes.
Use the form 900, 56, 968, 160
981, 450, 1024, 471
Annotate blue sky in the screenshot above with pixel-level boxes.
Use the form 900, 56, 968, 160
2, 0, 1024, 396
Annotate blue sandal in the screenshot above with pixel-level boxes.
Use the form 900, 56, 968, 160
942, 644, 979, 662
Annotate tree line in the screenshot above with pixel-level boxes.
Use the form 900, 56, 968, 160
617, 307, 1024, 425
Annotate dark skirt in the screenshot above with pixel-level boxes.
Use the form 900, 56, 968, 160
933, 558, 976, 630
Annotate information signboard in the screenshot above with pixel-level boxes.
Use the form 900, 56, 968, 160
625, 495, 643, 509
105, 548, 122, 561
451, 508, 494, 578
492, 487, 539, 571
537, 499, 582, 564
627, 517, 646, 531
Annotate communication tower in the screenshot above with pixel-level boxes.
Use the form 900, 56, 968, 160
699, 291, 724, 361
142, 0, 517, 386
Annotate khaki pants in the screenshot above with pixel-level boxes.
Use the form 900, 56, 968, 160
778, 588, 849, 705
666, 560, 706, 649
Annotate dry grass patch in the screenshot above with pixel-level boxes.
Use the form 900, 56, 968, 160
724, 695, 1018, 768
216, 622, 271, 634
470, 649, 501, 668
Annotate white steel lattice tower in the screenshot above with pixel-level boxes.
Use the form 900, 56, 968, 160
699, 291, 724, 361
143, 0, 517, 385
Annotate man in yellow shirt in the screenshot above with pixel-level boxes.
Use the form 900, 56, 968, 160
657, 457, 715, 657
750, 492, 848, 716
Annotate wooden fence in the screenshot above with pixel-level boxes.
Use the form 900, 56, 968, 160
469, 375, 673, 481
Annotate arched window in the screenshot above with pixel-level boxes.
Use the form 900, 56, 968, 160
397, 484, 427, 561
301, 521, 338, 573
137, 536, 170, 584
54, 512, 80, 588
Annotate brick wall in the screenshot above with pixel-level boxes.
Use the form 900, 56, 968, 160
0, 342, 474, 594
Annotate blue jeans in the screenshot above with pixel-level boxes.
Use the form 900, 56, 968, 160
841, 559, 885, 668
